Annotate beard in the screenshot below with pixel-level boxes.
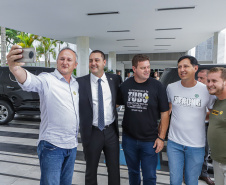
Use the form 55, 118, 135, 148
210, 83, 224, 95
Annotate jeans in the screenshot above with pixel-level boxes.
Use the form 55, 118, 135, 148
37, 140, 77, 185
122, 133, 157, 185
213, 160, 226, 185
167, 139, 205, 185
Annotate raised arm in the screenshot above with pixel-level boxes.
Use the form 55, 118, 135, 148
6, 45, 27, 84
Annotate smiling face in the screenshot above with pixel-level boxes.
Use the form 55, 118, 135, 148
132, 60, 150, 83
177, 58, 198, 81
89, 52, 106, 78
207, 71, 225, 96
57, 49, 77, 77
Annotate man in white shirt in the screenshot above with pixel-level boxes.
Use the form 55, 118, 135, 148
77, 50, 120, 185
166, 55, 215, 185
7, 45, 79, 185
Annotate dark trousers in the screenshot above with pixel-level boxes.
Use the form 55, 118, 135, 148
83, 124, 120, 185
201, 123, 210, 177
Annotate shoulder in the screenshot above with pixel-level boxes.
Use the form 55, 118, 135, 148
106, 73, 120, 84
196, 81, 207, 88
149, 77, 163, 86
106, 73, 117, 79
120, 76, 133, 87
167, 80, 180, 89
195, 81, 209, 92
76, 74, 89, 82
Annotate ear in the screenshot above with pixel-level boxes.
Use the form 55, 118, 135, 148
132, 66, 136, 73
74, 62, 78, 69
194, 65, 198, 72
103, 59, 106, 66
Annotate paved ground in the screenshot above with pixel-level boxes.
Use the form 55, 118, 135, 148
0, 110, 214, 185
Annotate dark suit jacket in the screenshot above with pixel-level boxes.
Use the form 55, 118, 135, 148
77, 73, 120, 147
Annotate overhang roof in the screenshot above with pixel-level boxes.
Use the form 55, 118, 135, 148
1, 0, 226, 54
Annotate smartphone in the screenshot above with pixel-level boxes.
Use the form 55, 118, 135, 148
16, 48, 36, 63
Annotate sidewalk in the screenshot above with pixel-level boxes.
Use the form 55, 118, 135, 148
0, 111, 213, 185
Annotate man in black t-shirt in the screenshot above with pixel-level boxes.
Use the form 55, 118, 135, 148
118, 54, 169, 185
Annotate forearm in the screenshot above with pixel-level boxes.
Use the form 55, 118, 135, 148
7, 45, 27, 84
9, 66, 27, 84
158, 111, 169, 139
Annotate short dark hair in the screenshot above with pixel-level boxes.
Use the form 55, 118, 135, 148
132, 54, 150, 67
177, 55, 198, 66
208, 67, 226, 81
198, 69, 209, 76
57, 47, 78, 62
90, 50, 105, 60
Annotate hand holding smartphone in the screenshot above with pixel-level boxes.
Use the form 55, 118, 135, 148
15, 48, 36, 63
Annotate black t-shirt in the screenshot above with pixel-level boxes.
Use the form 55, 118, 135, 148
118, 77, 169, 141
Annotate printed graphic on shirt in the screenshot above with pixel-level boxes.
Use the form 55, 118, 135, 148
212, 109, 223, 116
127, 89, 149, 112
212, 110, 219, 115
173, 95, 201, 107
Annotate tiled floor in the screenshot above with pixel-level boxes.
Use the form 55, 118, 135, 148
0, 111, 214, 185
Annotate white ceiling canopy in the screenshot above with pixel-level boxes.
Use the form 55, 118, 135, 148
1, 0, 226, 54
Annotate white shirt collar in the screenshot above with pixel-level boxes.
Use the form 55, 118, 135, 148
54, 69, 76, 83
90, 73, 107, 83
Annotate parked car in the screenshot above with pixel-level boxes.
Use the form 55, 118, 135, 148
0, 66, 55, 125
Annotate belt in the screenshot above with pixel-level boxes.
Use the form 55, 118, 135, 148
92, 123, 113, 130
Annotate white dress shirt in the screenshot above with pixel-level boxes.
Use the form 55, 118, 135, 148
19, 69, 79, 149
90, 73, 115, 127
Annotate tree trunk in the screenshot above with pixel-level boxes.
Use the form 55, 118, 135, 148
48, 52, 50, 67
1, 27, 7, 66
45, 53, 48, 67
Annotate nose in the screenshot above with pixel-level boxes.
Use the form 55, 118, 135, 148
62, 59, 67, 64
180, 66, 185, 71
90, 61, 95, 66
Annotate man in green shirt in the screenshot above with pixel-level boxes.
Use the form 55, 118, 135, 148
207, 67, 226, 185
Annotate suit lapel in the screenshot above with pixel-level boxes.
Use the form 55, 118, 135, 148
106, 74, 115, 104
85, 74, 93, 109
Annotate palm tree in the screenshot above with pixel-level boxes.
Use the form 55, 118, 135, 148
5, 28, 21, 48
36, 37, 57, 67
17, 32, 39, 48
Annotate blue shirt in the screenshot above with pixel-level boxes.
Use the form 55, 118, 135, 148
19, 69, 79, 149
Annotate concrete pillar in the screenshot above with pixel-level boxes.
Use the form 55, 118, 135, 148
1, 27, 6, 66
186, 47, 196, 57
213, 29, 226, 64
116, 62, 125, 81
76, 36, 89, 77
108, 51, 116, 73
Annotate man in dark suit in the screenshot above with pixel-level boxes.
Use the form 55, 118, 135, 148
77, 50, 120, 185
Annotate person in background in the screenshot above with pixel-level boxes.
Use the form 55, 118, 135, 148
117, 71, 123, 84
153, 71, 160, 80
125, 72, 131, 80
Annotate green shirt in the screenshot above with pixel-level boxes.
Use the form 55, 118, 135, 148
208, 99, 226, 164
